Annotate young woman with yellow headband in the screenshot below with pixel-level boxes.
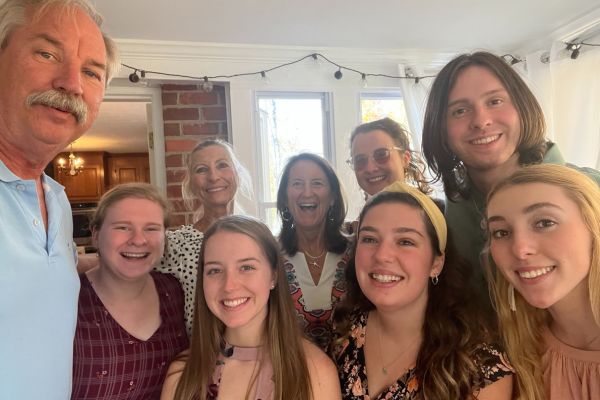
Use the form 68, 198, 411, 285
332, 182, 513, 399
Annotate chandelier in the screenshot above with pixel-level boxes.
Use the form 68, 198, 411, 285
57, 143, 84, 176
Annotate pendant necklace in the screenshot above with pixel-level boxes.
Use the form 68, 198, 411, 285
303, 248, 325, 269
374, 313, 420, 375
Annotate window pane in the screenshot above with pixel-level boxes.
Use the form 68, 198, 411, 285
257, 94, 329, 233
360, 95, 409, 128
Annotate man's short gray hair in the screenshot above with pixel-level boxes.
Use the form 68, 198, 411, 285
0, 0, 119, 84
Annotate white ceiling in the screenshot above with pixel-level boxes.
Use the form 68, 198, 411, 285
81, 0, 600, 153
80, 101, 149, 154
96, 0, 600, 52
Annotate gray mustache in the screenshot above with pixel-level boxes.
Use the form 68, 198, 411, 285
26, 90, 88, 125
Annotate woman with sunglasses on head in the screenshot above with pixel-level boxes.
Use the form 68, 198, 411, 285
486, 164, 600, 400
160, 215, 341, 400
348, 118, 430, 199
276, 153, 348, 351
332, 182, 513, 400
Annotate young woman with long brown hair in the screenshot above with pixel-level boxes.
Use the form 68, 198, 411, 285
332, 182, 513, 399
161, 215, 340, 400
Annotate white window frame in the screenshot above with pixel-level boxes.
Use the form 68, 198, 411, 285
253, 91, 334, 227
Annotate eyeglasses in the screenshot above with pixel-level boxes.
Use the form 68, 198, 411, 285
346, 147, 404, 171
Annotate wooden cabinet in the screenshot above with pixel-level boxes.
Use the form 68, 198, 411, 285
52, 152, 150, 202
107, 153, 150, 189
53, 152, 107, 202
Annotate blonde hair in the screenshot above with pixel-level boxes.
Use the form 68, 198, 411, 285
90, 182, 171, 231
181, 138, 253, 223
485, 164, 600, 399
172, 215, 312, 400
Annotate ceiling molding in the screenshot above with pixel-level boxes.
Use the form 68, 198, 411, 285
115, 39, 457, 77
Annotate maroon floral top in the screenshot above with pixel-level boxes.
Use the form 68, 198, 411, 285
72, 272, 189, 400
331, 310, 513, 399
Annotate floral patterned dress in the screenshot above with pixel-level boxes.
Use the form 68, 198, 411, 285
332, 310, 513, 399
284, 251, 347, 351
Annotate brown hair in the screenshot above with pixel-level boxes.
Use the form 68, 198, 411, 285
485, 164, 600, 400
334, 191, 495, 399
90, 182, 171, 232
173, 215, 313, 400
276, 152, 347, 256
422, 51, 547, 200
351, 117, 431, 194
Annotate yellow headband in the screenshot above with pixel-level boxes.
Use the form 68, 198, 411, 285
381, 181, 447, 254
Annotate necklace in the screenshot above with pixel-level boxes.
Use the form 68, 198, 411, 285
303, 248, 325, 269
374, 313, 420, 375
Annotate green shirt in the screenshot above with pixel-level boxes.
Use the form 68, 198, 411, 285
445, 143, 600, 306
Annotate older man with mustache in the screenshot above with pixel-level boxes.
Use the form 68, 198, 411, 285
0, 1, 118, 398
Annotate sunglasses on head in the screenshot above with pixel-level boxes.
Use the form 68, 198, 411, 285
346, 146, 404, 171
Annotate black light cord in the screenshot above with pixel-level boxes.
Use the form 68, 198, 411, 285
121, 52, 437, 84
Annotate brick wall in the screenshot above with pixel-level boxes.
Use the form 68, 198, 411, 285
161, 83, 229, 227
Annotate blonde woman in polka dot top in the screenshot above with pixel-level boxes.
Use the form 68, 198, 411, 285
157, 139, 253, 334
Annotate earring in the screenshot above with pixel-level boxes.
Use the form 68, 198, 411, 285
327, 206, 335, 223
508, 283, 517, 312
281, 207, 293, 223
270, 282, 275, 290
451, 156, 467, 187
430, 274, 439, 285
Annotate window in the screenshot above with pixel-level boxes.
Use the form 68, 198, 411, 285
360, 92, 410, 127
255, 92, 332, 233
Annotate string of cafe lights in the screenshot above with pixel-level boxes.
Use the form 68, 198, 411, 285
503, 41, 600, 65
122, 52, 437, 91
123, 43, 599, 91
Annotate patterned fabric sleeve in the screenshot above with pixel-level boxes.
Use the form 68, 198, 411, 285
156, 225, 203, 335
472, 342, 515, 390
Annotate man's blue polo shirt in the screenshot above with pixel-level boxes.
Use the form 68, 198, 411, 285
0, 159, 79, 399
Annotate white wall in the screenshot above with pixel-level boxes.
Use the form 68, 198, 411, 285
113, 41, 444, 219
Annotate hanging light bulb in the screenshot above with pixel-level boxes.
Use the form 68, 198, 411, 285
334, 68, 343, 80
568, 43, 582, 59
361, 73, 368, 88
201, 76, 214, 92
128, 70, 140, 83
260, 71, 271, 85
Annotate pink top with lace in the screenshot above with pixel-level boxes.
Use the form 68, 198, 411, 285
542, 327, 600, 400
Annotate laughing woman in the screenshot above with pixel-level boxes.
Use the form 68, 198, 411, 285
486, 164, 600, 400
72, 183, 188, 400
277, 153, 348, 350
332, 182, 513, 400
160, 216, 341, 400
157, 138, 252, 334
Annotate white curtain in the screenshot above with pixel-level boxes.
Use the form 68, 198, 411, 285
398, 64, 445, 197
398, 64, 432, 151
520, 40, 600, 170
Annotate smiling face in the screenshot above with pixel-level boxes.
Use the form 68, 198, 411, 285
351, 129, 410, 196
355, 202, 444, 312
93, 197, 165, 281
0, 4, 107, 169
487, 183, 592, 310
286, 159, 334, 232
202, 231, 274, 338
191, 144, 238, 210
446, 66, 521, 175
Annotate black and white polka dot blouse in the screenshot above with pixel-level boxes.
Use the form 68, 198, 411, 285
156, 225, 203, 335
